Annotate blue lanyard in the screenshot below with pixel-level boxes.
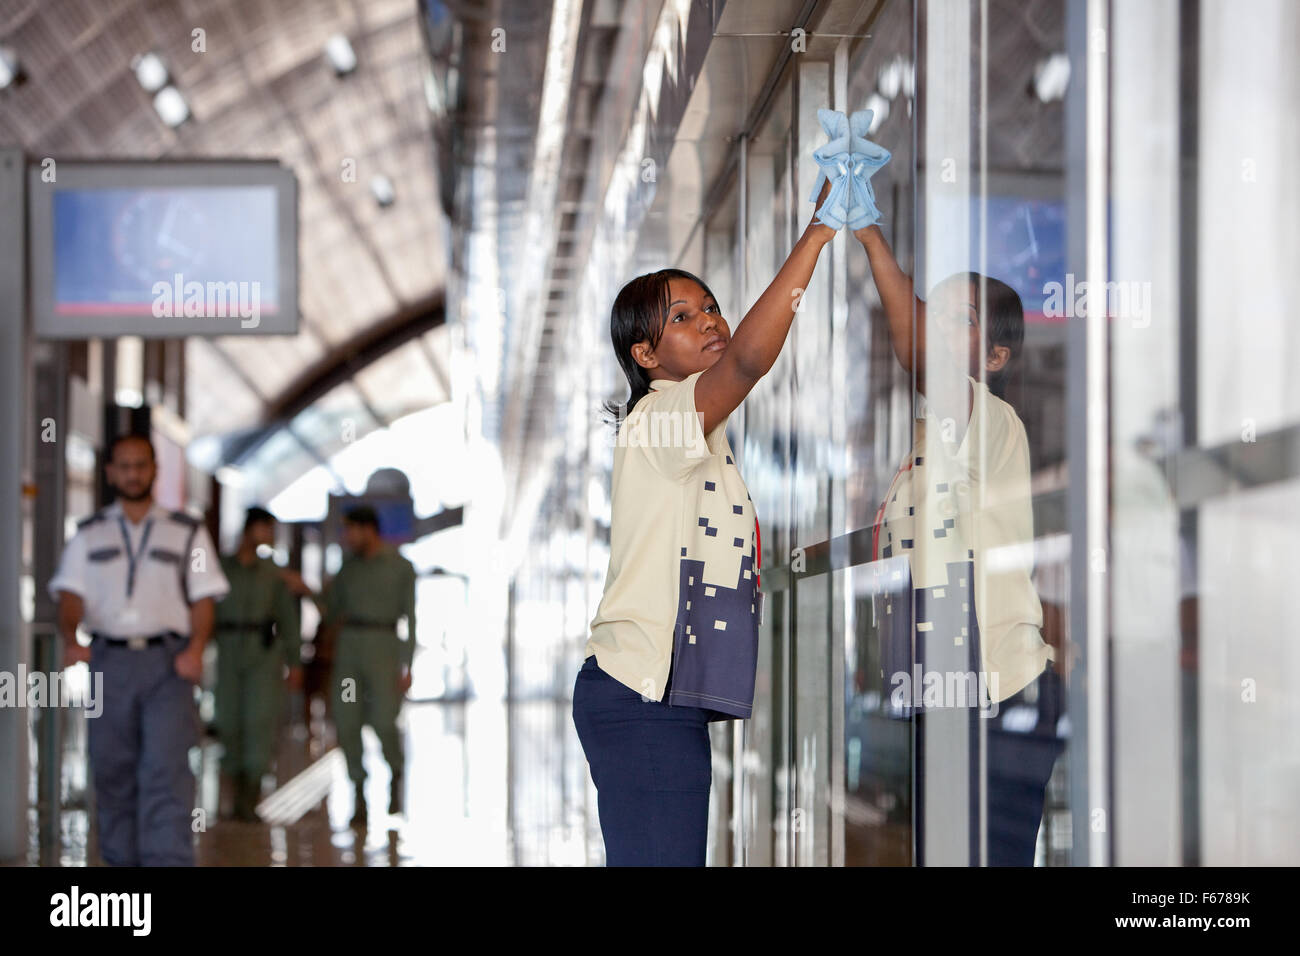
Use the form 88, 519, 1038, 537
118, 515, 154, 598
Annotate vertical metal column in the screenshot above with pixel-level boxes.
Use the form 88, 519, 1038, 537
975, 0, 991, 869
1082, 0, 1112, 869
32, 339, 69, 861
733, 130, 747, 868
781, 58, 799, 871
1176, 0, 1201, 869
1109, 0, 1183, 866
0, 149, 29, 862
1064, 0, 1111, 868
828, 35, 850, 871
918, 0, 974, 867
505, 576, 518, 865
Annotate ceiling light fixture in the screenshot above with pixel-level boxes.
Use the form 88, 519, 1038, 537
864, 93, 889, 134
132, 51, 168, 92
1032, 53, 1071, 103
877, 55, 914, 100
370, 174, 395, 207
325, 34, 357, 76
153, 85, 190, 127
0, 46, 21, 90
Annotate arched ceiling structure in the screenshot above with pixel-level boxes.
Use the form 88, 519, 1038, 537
0, 0, 453, 497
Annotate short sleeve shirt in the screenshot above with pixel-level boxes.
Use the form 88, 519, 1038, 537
49, 500, 230, 636
585, 371, 760, 719
323, 546, 418, 667
217, 555, 302, 666
876, 377, 1051, 701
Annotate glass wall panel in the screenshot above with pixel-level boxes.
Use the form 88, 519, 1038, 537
698, 0, 1077, 867
788, 59, 835, 868
840, 0, 920, 868
730, 67, 797, 867
874, 0, 1072, 866
1193, 0, 1300, 865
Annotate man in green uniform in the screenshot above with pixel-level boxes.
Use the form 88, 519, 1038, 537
215, 507, 302, 821
322, 505, 417, 827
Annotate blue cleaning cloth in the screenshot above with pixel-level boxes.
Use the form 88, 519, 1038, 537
808, 108, 892, 230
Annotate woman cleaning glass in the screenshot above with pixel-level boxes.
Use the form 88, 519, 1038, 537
572, 109, 886, 866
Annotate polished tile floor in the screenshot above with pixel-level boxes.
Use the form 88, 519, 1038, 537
25, 692, 599, 867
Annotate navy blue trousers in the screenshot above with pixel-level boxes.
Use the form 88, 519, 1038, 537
916, 666, 1065, 866
572, 656, 711, 866
88, 635, 198, 866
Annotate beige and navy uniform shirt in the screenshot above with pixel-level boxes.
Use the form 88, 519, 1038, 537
875, 376, 1053, 702
49, 500, 230, 637
586, 370, 760, 720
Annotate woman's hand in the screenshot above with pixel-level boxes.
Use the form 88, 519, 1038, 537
807, 175, 838, 245
852, 220, 880, 246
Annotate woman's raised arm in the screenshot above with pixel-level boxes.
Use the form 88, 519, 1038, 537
854, 222, 929, 392
694, 186, 836, 434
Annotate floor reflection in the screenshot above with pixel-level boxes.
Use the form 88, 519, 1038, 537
25, 687, 595, 867
194, 697, 524, 866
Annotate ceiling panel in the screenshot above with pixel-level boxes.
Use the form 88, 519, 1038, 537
287, 380, 384, 459
184, 338, 265, 434
350, 336, 449, 425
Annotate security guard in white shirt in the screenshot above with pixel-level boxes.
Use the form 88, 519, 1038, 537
49, 433, 229, 866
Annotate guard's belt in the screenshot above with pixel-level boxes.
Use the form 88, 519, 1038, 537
217, 619, 277, 648
91, 630, 181, 648
342, 617, 398, 629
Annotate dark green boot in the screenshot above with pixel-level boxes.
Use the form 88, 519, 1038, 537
388, 772, 404, 816
234, 773, 260, 822
350, 781, 368, 828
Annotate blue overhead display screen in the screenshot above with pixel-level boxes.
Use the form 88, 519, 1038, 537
927, 191, 1068, 324
980, 196, 1066, 322
29, 161, 298, 338
53, 186, 280, 318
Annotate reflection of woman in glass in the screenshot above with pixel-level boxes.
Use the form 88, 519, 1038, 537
571, 181, 838, 866
854, 218, 1063, 866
